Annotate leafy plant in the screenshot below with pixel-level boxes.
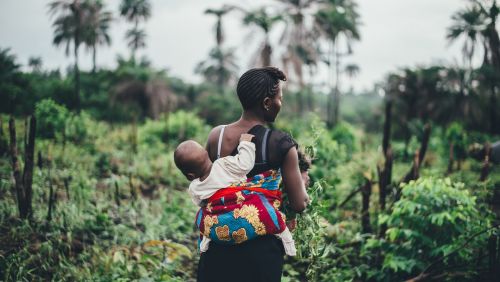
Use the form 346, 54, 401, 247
35, 99, 69, 140
375, 177, 490, 280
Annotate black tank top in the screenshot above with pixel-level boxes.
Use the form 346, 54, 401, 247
216, 124, 297, 177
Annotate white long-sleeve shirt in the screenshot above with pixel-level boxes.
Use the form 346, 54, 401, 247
188, 141, 255, 206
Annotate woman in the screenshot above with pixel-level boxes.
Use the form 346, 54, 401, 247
197, 67, 309, 282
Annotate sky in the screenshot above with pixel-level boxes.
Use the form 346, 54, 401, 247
0, 0, 480, 92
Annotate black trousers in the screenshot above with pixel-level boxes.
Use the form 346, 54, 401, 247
197, 235, 285, 282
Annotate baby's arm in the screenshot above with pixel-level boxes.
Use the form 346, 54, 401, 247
222, 134, 256, 176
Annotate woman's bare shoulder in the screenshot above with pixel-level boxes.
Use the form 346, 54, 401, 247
206, 125, 225, 146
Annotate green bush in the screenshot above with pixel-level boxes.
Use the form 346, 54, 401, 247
374, 177, 490, 280
35, 98, 69, 140
445, 122, 468, 161
330, 122, 357, 156
64, 111, 92, 144
138, 110, 208, 147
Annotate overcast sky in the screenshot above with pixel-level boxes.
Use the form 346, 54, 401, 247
0, 0, 479, 92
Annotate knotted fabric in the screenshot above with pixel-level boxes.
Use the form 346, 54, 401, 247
195, 169, 287, 245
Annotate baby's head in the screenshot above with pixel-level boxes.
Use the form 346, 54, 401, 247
174, 140, 211, 181
297, 149, 312, 187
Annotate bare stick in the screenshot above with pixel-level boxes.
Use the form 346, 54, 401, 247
338, 186, 362, 209
9, 117, 26, 218
22, 115, 36, 219
480, 142, 491, 181
361, 179, 372, 234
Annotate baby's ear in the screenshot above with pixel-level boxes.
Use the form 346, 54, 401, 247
186, 173, 196, 181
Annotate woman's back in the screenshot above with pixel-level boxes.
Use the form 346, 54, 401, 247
206, 124, 297, 176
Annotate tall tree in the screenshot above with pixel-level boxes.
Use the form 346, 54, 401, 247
28, 56, 43, 73
84, 0, 112, 73
49, 0, 87, 110
195, 47, 239, 89
242, 8, 283, 67
198, 5, 238, 90
448, 0, 500, 134
277, 0, 320, 114
315, 0, 360, 127
119, 0, 151, 61
447, 5, 487, 69
205, 6, 234, 48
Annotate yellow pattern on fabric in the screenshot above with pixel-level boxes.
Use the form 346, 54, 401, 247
279, 211, 286, 223
215, 225, 230, 241
273, 200, 281, 209
232, 228, 248, 244
233, 204, 266, 235
203, 215, 218, 237
236, 191, 245, 205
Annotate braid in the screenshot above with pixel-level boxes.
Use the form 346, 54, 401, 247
237, 67, 287, 110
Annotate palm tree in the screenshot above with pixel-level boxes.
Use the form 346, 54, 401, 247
447, 5, 487, 69
242, 8, 283, 67
315, 0, 360, 127
199, 5, 238, 90
125, 27, 147, 59
277, 0, 320, 114
205, 5, 234, 48
195, 47, 239, 89
84, 0, 112, 73
344, 63, 359, 93
28, 56, 43, 73
48, 0, 86, 110
448, 0, 500, 134
119, 0, 151, 61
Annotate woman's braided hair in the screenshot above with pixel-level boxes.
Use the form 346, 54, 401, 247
236, 67, 287, 110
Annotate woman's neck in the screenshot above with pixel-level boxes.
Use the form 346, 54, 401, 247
237, 110, 266, 128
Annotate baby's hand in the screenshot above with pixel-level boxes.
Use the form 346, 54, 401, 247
240, 133, 254, 142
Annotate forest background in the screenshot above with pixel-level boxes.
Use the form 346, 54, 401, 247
0, 0, 499, 281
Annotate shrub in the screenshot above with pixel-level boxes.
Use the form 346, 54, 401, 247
138, 111, 208, 148
65, 111, 92, 144
330, 122, 357, 156
375, 177, 490, 280
35, 98, 69, 140
445, 122, 468, 161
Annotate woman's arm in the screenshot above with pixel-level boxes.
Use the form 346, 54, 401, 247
281, 146, 309, 213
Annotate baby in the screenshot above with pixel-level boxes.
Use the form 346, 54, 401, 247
174, 134, 296, 256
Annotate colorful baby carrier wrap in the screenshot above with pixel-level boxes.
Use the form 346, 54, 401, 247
195, 125, 287, 246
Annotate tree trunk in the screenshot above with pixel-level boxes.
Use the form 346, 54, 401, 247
361, 179, 372, 234
9, 117, 26, 218
74, 41, 81, 111
447, 142, 454, 174
378, 148, 392, 238
47, 161, 55, 223
327, 40, 335, 128
114, 181, 121, 206
488, 235, 498, 282
92, 44, 97, 73
262, 40, 272, 67
383, 101, 392, 156
491, 86, 498, 135
327, 89, 334, 128
333, 39, 341, 126
480, 142, 491, 181
307, 69, 314, 111
22, 116, 36, 220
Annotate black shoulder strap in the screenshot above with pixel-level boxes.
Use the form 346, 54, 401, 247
261, 128, 270, 163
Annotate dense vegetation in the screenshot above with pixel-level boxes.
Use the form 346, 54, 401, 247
1, 0, 499, 281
